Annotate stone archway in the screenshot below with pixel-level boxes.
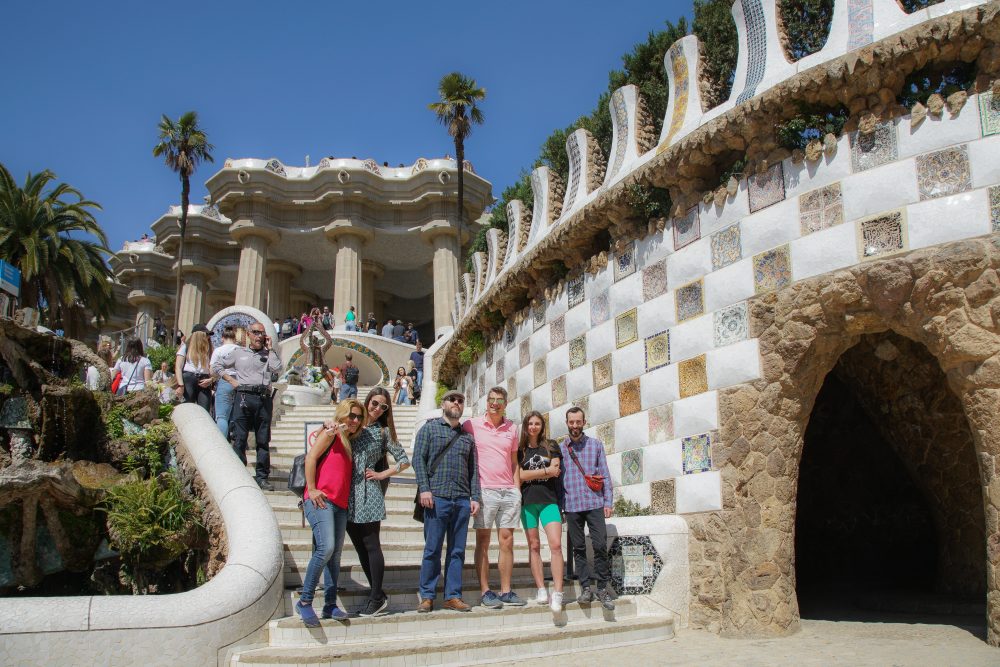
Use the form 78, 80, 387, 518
685, 236, 1000, 644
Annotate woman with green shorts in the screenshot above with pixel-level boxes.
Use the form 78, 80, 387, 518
518, 410, 564, 612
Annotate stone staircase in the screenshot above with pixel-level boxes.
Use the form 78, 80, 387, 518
230, 387, 674, 666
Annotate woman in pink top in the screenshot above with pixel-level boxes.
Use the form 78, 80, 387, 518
296, 399, 366, 627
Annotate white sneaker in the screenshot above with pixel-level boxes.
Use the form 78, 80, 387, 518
535, 587, 548, 604
549, 591, 563, 612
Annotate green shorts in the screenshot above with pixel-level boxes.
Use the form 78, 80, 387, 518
520, 503, 562, 529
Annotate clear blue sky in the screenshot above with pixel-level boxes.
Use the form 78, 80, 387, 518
1, 1, 690, 251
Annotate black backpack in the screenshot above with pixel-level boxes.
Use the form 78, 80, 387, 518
343, 365, 360, 385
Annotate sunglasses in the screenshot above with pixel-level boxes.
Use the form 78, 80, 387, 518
369, 402, 388, 412
447, 397, 465, 404
249, 330, 266, 336
346, 413, 363, 421
487, 398, 506, 405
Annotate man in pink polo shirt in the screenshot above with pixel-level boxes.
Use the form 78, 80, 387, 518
462, 386, 525, 608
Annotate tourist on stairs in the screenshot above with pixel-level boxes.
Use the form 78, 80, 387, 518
393, 366, 410, 405
342, 388, 411, 617
176, 329, 214, 411
296, 399, 366, 627
518, 411, 565, 612
210, 326, 239, 440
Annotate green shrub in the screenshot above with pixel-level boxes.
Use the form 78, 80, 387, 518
146, 345, 177, 372
104, 403, 131, 439
435, 383, 452, 406
776, 105, 849, 151
103, 473, 200, 563
457, 330, 485, 366
157, 403, 174, 420
613, 496, 652, 517
123, 422, 174, 477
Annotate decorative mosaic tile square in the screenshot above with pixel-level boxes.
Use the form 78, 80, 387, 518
648, 404, 674, 443
614, 241, 637, 282
496, 357, 505, 384
485, 344, 494, 367
597, 422, 615, 455
551, 375, 567, 407
533, 302, 546, 331
990, 185, 1000, 233
504, 326, 515, 351
621, 448, 642, 485
569, 335, 587, 369
618, 378, 642, 418
644, 330, 670, 372
572, 396, 589, 426
567, 275, 585, 309
519, 339, 530, 368
478, 375, 486, 399
678, 355, 708, 398
673, 206, 701, 250
592, 354, 613, 391
980, 85, 1000, 137
550, 315, 565, 349
615, 308, 639, 349
534, 359, 547, 388
711, 224, 742, 270
521, 394, 532, 418
507, 375, 516, 397
714, 302, 749, 347
799, 182, 844, 235
850, 120, 897, 173
675, 280, 704, 322
682, 433, 713, 474
651, 478, 676, 514
916, 145, 972, 201
858, 210, 907, 260
610, 535, 663, 595
642, 260, 668, 301
752, 245, 792, 294
748, 163, 785, 213
736, 0, 767, 104
591, 291, 611, 326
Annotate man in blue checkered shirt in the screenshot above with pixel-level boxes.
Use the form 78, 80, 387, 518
413, 389, 480, 612
559, 406, 615, 610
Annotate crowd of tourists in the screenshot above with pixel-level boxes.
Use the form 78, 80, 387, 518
273, 305, 422, 345
296, 387, 615, 625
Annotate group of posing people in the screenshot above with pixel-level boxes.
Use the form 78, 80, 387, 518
275, 307, 423, 344
297, 386, 615, 625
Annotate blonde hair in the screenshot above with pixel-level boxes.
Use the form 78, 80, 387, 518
333, 399, 366, 456
186, 331, 212, 372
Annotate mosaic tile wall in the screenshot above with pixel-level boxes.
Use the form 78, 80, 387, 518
735, 0, 767, 105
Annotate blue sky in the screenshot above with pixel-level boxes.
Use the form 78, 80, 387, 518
1, 1, 689, 251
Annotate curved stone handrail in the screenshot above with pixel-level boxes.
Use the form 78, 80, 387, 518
0, 405, 284, 665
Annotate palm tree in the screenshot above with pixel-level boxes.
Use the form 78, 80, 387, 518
0, 162, 115, 336
153, 111, 214, 337
429, 72, 485, 270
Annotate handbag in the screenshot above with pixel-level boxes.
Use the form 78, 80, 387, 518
113, 359, 140, 397
373, 428, 390, 496
413, 429, 464, 523
565, 441, 605, 493
110, 370, 123, 395
288, 429, 333, 497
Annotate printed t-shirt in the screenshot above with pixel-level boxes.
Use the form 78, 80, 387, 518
463, 416, 518, 489
520, 444, 562, 506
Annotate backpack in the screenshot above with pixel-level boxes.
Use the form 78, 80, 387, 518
281, 320, 292, 335
343, 365, 359, 385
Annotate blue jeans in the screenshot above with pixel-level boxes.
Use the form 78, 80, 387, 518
396, 387, 409, 405
340, 383, 358, 399
419, 496, 471, 601
300, 499, 348, 604
214, 381, 235, 437
345, 322, 356, 331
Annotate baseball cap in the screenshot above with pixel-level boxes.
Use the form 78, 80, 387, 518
191, 323, 210, 334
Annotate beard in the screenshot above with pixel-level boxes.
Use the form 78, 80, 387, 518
443, 404, 463, 420
568, 426, 584, 439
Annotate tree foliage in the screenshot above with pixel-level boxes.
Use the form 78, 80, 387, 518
693, 0, 739, 109
779, 0, 834, 61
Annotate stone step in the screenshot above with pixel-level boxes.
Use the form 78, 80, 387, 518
283, 541, 553, 565
283, 561, 545, 589
229, 614, 672, 666
265, 487, 419, 507
278, 522, 545, 545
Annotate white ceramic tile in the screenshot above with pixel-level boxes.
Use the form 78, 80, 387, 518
563, 303, 590, 341
608, 271, 643, 314
707, 339, 762, 390
907, 190, 990, 250
643, 440, 683, 480
841, 159, 919, 222
612, 342, 645, 382
672, 391, 720, 439
546, 345, 569, 379
636, 292, 676, 338
615, 411, 649, 452
703, 259, 755, 313
666, 236, 713, 287
565, 364, 594, 401
618, 482, 652, 507
789, 221, 858, 281
968, 135, 1000, 189
668, 314, 714, 363
896, 105, 981, 160
640, 363, 680, 409
636, 227, 673, 265
739, 197, 800, 257
699, 181, 750, 235
783, 135, 853, 196
675, 470, 722, 513
532, 383, 553, 414
588, 385, 621, 425
585, 320, 615, 361
585, 264, 612, 299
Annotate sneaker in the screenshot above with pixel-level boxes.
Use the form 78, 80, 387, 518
550, 591, 564, 613
480, 590, 504, 609
499, 591, 527, 606
443, 597, 472, 612
417, 598, 433, 613
296, 600, 320, 628
577, 587, 594, 604
256, 479, 274, 492
358, 597, 388, 617
596, 588, 616, 611
534, 587, 549, 604
321, 604, 349, 621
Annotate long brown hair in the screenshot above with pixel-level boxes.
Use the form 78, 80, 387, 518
518, 410, 557, 462
365, 387, 398, 443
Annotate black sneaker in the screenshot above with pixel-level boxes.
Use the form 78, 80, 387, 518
577, 587, 594, 604
359, 597, 389, 617
596, 588, 615, 611
257, 479, 274, 492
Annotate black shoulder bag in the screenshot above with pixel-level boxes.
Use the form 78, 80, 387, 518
413, 429, 464, 523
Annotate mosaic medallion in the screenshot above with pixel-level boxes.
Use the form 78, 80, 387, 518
550, 315, 566, 349
850, 121, 897, 173
614, 241, 637, 282
597, 422, 615, 454
496, 357, 505, 384
980, 85, 1000, 137
534, 359, 547, 388
610, 536, 663, 595
799, 182, 844, 235
551, 375, 567, 407
533, 302, 546, 331
858, 210, 907, 260
990, 185, 1000, 233
711, 224, 742, 270
621, 448, 643, 485
569, 335, 587, 369
592, 353, 613, 391
591, 291, 611, 326
618, 378, 642, 418
519, 339, 530, 367
673, 206, 701, 250
675, 280, 704, 322
644, 330, 670, 372
682, 433, 713, 474
752, 245, 792, 294
648, 404, 674, 443
678, 355, 708, 398
916, 145, 972, 200
748, 163, 785, 213
615, 308, 639, 349
713, 302, 749, 348
642, 260, 668, 301
264, 159, 286, 176
567, 275, 585, 309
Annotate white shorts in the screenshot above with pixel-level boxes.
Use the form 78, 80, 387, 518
474, 488, 522, 530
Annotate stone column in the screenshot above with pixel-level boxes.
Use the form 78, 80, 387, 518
265, 260, 301, 320
176, 263, 217, 337
325, 225, 373, 329
361, 260, 384, 327
374, 290, 392, 326
290, 289, 318, 318
232, 225, 279, 311
206, 289, 234, 315
427, 230, 460, 338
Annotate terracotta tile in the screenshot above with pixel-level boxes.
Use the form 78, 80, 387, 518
678, 354, 707, 398
592, 353, 613, 391
618, 378, 641, 417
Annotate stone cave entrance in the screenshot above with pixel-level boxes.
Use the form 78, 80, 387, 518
794, 331, 986, 622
